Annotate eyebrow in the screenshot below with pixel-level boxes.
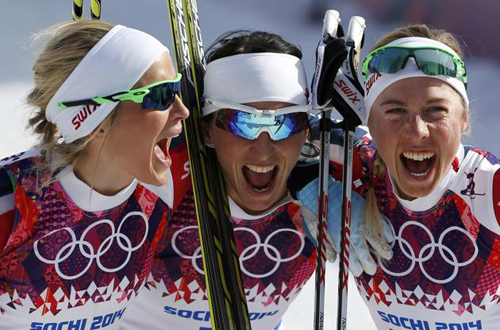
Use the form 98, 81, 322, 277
379, 97, 450, 107
379, 99, 407, 107
426, 97, 450, 105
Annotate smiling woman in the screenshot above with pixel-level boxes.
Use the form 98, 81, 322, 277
119, 30, 394, 330
332, 24, 500, 330
0, 20, 188, 330
202, 51, 311, 214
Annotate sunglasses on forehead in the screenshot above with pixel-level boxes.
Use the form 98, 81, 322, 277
362, 46, 467, 88
206, 99, 310, 141
57, 73, 182, 110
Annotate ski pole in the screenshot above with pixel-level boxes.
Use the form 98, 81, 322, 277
311, 10, 366, 329
311, 9, 342, 330
90, 0, 101, 20
72, 0, 101, 20
332, 16, 366, 330
72, 0, 83, 20
166, 0, 251, 328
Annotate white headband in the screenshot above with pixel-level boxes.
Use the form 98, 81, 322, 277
364, 37, 469, 120
46, 25, 169, 143
202, 53, 309, 116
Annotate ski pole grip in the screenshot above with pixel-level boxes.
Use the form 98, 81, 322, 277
346, 16, 366, 47
322, 10, 341, 39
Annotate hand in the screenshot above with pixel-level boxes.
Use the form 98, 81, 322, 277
297, 176, 394, 276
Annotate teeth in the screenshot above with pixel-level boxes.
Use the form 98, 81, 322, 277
410, 168, 430, 177
245, 165, 275, 173
402, 151, 435, 161
154, 144, 166, 161
253, 186, 270, 193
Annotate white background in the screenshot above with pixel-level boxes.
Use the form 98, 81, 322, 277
1, 1, 499, 329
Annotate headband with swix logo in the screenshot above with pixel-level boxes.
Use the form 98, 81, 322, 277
362, 37, 469, 120
45, 24, 169, 143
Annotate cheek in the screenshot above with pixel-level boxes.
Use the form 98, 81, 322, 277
434, 120, 463, 159
112, 113, 164, 157
280, 133, 306, 165
435, 118, 462, 142
212, 133, 245, 169
369, 124, 394, 155
370, 132, 400, 175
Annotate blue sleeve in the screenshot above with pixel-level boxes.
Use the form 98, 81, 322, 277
296, 175, 366, 249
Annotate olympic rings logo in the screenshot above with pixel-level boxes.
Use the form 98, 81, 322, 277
377, 221, 478, 284
171, 226, 305, 279
34, 211, 149, 280
171, 226, 204, 275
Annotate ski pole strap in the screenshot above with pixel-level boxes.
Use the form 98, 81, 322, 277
312, 37, 347, 110
329, 18, 366, 126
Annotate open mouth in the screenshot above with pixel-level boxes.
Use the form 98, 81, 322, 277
400, 151, 436, 178
242, 164, 278, 193
154, 138, 170, 163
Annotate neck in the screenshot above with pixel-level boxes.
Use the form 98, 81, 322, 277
74, 143, 134, 196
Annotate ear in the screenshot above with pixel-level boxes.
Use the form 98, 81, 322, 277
92, 118, 112, 141
304, 127, 311, 141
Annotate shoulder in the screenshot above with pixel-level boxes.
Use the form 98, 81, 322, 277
494, 171, 500, 226
0, 149, 43, 176
464, 146, 500, 166
0, 153, 22, 253
457, 146, 500, 180
0, 149, 42, 192
453, 146, 500, 233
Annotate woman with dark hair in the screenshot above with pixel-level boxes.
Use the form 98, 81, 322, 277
120, 30, 393, 330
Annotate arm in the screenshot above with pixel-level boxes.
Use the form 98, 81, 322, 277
0, 168, 15, 252
296, 175, 394, 276
493, 170, 500, 227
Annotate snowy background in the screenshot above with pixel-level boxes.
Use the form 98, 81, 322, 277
1, 0, 499, 329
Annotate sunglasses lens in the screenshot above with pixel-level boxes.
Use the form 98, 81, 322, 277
414, 49, 457, 77
141, 81, 180, 110
271, 113, 308, 140
368, 48, 408, 75
215, 110, 308, 141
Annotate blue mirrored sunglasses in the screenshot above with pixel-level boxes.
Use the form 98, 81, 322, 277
215, 109, 309, 141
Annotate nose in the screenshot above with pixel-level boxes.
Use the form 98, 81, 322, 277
407, 114, 430, 140
171, 95, 189, 120
251, 131, 276, 155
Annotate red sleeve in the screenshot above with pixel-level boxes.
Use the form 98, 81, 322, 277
493, 170, 500, 226
0, 209, 14, 253
168, 140, 192, 213
329, 148, 364, 188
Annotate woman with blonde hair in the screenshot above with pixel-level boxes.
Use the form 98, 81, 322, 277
330, 24, 500, 329
0, 20, 188, 329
